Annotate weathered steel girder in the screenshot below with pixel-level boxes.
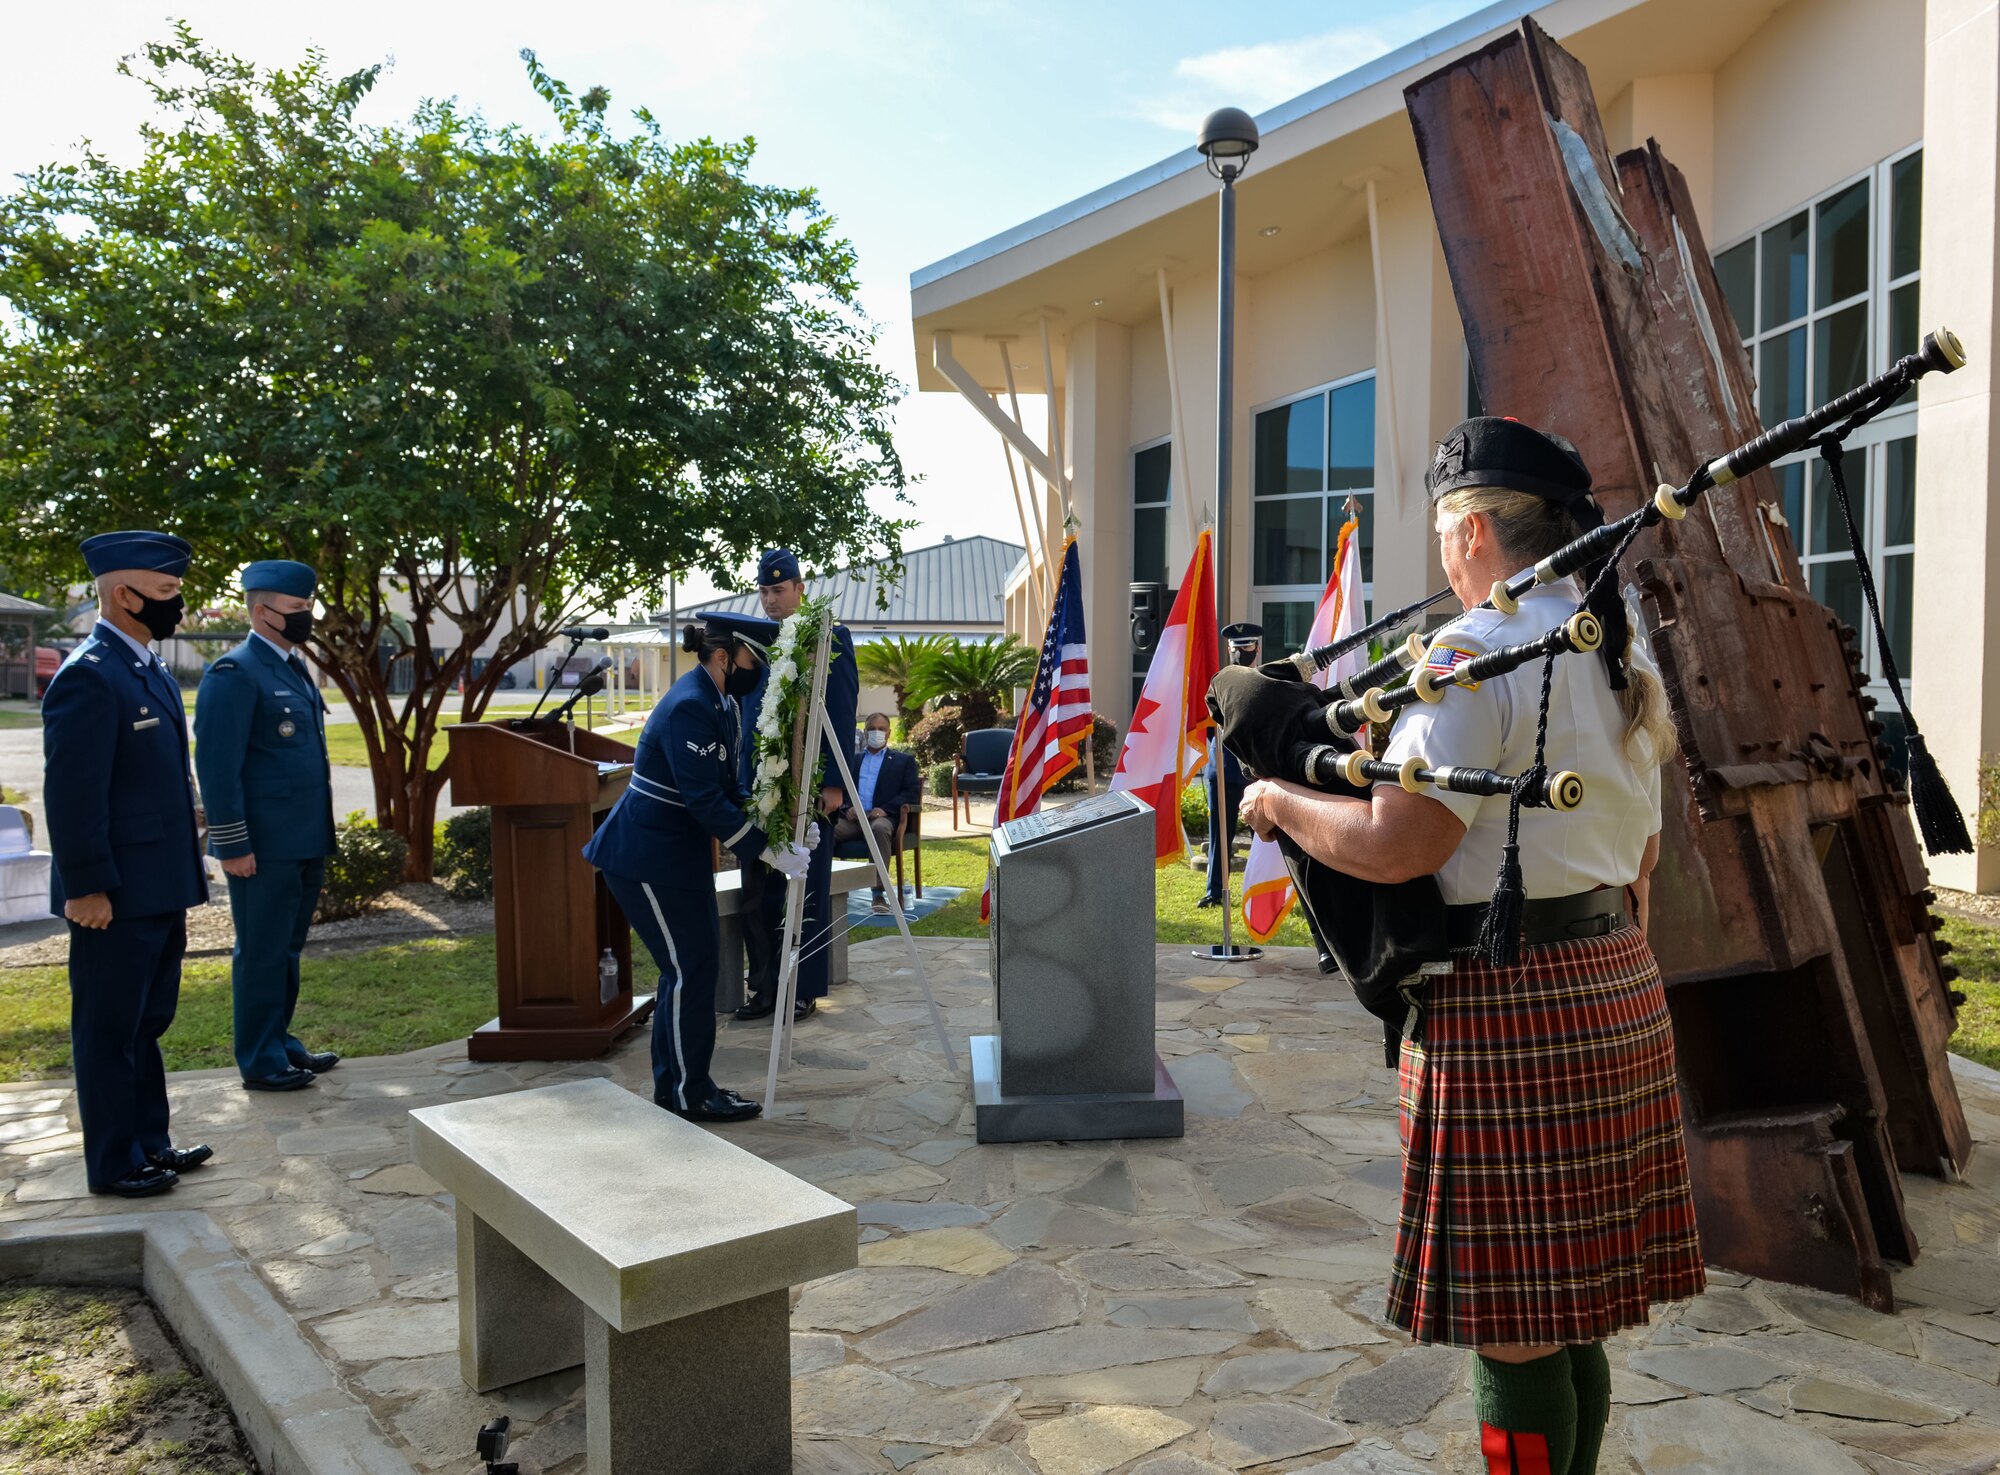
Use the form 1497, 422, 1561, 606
1404, 18, 1968, 1308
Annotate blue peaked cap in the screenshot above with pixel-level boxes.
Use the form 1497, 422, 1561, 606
757, 548, 801, 585
698, 610, 780, 659
80, 530, 192, 578
242, 560, 317, 598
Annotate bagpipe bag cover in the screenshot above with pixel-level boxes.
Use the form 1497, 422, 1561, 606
1206, 666, 1449, 1018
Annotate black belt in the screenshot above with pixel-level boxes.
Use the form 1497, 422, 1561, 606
1444, 888, 1627, 952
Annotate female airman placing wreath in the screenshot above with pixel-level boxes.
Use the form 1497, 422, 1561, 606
1239, 418, 1705, 1475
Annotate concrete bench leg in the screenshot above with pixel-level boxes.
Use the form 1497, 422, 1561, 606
585, 1289, 790, 1475
456, 1204, 584, 1392
716, 913, 745, 1014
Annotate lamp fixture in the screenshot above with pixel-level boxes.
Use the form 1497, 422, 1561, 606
1092, 297, 1106, 306
1196, 106, 1260, 181
1259, 226, 1280, 238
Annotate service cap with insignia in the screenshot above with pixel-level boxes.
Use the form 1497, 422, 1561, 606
81, 530, 192, 578
756, 548, 802, 586
697, 610, 781, 662
242, 559, 317, 599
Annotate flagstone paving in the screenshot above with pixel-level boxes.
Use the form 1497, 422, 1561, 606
4, 936, 2000, 1474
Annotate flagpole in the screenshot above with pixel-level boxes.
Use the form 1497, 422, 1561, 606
1197, 107, 1259, 967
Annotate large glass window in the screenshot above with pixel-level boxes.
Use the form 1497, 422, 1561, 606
1249, 372, 1375, 658
1718, 145, 1922, 689
1131, 438, 1172, 709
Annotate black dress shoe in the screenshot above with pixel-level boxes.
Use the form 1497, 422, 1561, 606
242, 1067, 317, 1092
91, 1163, 178, 1198
667, 1090, 763, 1123
147, 1144, 213, 1173
793, 998, 817, 1022
734, 996, 777, 1022
1195, 894, 1221, 909
289, 1050, 341, 1073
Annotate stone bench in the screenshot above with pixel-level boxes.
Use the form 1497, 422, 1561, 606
715, 857, 877, 1013
410, 1078, 855, 1474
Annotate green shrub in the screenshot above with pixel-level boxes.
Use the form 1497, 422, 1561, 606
909, 705, 967, 770
436, 807, 494, 900
926, 761, 955, 799
1049, 713, 1122, 793
317, 811, 408, 922
1180, 776, 1209, 836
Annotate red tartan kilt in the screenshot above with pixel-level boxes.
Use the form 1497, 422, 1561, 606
1386, 925, 1706, 1347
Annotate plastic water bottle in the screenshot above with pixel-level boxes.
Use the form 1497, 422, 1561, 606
598, 948, 620, 1004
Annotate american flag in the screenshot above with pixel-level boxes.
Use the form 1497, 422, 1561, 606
982, 538, 1090, 919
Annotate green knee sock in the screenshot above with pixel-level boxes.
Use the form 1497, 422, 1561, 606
1567, 1342, 1610, 1474
1471, 1348, 1577, 1474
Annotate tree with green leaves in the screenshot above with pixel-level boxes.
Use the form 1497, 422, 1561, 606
909, 636, 1035, 732
855, 634, 946, 728
0, 28, 908, 875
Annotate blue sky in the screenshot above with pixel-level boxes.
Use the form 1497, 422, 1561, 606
5, 1, 1486, 595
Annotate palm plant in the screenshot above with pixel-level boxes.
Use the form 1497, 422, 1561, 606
909, 635, 1036, 732
855, 634, 948, 728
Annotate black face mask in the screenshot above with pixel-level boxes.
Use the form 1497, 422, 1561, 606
724, 662, 762, 698
125, 590, 184, 641
274, 609, 314, 645
1229, 646, 1259, 667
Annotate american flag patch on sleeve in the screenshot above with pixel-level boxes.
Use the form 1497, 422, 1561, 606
1424, 643, 1481, 691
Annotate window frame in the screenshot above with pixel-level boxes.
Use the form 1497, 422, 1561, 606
1247, 367, 1378, 659
1129, 432, 1174, 711
1712, 142, 1921, 694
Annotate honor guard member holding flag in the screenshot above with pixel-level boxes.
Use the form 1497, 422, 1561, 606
45, 531, 212, 1197
734, 548, 857, 1023
1197, 622, 1261, 907
1239, 419, 1701, 1475
584, 612, 815, 1121
194, 560, 340, 1092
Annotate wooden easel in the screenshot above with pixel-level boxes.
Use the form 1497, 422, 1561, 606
764, 620, 955, 1108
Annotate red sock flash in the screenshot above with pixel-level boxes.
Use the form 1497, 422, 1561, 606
1481, 1423, 1554, 1475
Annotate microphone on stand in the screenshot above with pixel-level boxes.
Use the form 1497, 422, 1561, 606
525, 629, 607, 722
543, 663, 611, 726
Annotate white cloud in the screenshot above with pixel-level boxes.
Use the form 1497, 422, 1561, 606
1134, 6, 1471, 134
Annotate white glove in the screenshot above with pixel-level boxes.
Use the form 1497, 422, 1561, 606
760, 844, 811, 880
801, 824, 822, 852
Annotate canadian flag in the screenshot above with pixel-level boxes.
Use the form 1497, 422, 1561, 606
1242, 512, 1366, 941
1111, 529, 1218, 862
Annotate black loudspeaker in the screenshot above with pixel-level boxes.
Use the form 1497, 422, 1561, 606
1130, 583, 1165, 655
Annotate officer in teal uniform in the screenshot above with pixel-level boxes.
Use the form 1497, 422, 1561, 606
194, 560, 339, 1091
45, 530, 213, 1197
734, 549, 857, 1023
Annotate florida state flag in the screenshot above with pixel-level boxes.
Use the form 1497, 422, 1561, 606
1111, 529, 1218, 863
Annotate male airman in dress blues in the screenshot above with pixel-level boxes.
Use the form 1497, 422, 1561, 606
734, 548, 857, 1023
1199, 622, 1262, 907
44, 531, 213, 1197
194, 560, 340, 1092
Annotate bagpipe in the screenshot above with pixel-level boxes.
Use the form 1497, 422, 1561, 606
1210, 329, 1969, 1051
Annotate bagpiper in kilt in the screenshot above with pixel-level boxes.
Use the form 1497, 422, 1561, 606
1238, 418, 1705, 1475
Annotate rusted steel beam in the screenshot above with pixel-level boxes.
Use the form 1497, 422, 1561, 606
1404, 17, 1968, 1303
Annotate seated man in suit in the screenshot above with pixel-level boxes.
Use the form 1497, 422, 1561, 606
836, 712, 920, 914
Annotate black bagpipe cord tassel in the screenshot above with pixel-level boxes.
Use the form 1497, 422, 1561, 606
1477, 648, 1559, 968
1818, 439, 1972, 855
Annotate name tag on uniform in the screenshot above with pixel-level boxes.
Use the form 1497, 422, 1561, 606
274, 687, 296, 697
133, 717, 161, 730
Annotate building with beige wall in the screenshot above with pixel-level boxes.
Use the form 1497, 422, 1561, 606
910, 0, 2000, 889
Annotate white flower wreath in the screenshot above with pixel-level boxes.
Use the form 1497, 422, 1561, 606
749, 597, 833, 841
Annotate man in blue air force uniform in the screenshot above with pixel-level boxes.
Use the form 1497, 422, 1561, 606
584, 611, 813, 1121
194, 560, 340, 1092
1199, 622, 1262, 907
44, 530, 213, 1197
733, 548, 857, 1023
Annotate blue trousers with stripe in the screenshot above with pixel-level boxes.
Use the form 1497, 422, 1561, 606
68, 910, 184, 1187
226, 857, 324, 1080
602, 867, 719, 1110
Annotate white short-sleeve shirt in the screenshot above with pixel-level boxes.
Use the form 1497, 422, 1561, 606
1381, 582, 1664, 906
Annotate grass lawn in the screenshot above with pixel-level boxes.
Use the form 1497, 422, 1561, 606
850, 831, 1319, 952
0, 935, 497, 1083
0, 711, 39, 731
1941, 915, 2000, 1071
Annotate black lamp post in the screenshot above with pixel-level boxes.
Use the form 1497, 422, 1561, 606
1196, 105, 1260, 964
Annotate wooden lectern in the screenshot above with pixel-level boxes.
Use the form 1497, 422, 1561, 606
447, 721, 654, 1061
